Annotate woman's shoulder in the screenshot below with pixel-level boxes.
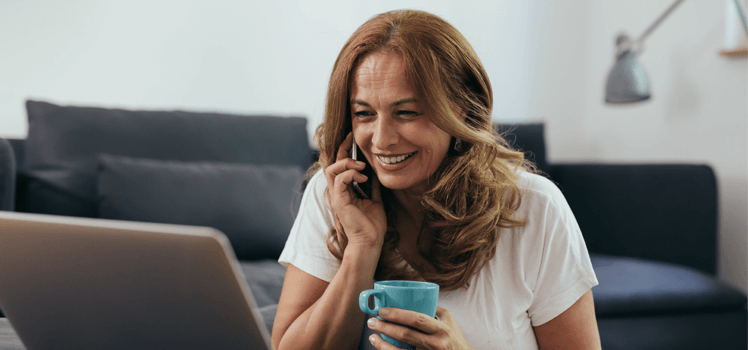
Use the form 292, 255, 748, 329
305, 168, 327, 195
517, 170, 561, 198
515, 170, 569, 215
295, 168, 330, 216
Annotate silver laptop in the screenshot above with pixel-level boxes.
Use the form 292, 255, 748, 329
0, 211, 272, 350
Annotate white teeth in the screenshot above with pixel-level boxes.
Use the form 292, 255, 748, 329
378, 152, 415, 164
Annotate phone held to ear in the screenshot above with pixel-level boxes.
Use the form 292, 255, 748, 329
351, 136, 373, 199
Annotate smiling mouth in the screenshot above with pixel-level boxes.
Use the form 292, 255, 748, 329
377, 152, 417, 165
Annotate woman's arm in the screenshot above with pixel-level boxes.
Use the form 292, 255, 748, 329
272, 244, 381, 350
273, 132, 387, 350
271, 264, 327, 349
533, 289, 601, 350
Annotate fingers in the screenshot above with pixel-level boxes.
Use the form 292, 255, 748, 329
435, 306, 448, 320
370, 307, 470, 350
378, 308, 441, 335
333, 169, 368, 197
367, 318, 429, 349
326, 158, 366, 179
336, 132, 354, 162
368, 333, 402, 350
323, 131, 364, 184
324, 158, 367, 202
327, 162, 367, 190
367, 308, 441, 349
323, 132, 368, 197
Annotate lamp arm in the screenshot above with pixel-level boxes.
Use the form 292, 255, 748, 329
732, 0, 748, 34
635, 0, 687, 46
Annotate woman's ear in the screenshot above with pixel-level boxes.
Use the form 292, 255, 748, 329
454, 107, 467, 122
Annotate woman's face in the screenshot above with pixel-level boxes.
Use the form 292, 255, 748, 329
350, 51, 452, 194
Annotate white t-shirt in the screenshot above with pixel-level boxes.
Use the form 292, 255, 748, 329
278, 170, 598, 350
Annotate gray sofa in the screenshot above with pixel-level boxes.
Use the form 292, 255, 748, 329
0, 100, 745, 350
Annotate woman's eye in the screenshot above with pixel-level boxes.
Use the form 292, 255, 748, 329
354, 111, 372, 118
397, 110, 419, 118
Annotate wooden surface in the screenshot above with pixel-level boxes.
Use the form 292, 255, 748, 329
719, 47, 748, 57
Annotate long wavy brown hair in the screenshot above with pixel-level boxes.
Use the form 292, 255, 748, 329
308, 10, 535, 291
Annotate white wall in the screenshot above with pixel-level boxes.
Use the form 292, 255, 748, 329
1, 0, 746, 292
0, 0, 548, 139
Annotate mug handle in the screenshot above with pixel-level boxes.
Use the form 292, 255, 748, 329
359, 289, 384, 315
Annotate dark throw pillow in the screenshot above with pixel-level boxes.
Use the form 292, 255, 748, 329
97, 154, 303, 260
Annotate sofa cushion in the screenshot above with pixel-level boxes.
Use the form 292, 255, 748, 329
591, 253, 747, 316
97, 154, 303, 260
24, 100, 310, 218
494, 123, 549, 176
553, 164, 718, 274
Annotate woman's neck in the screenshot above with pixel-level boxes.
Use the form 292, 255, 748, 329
392, 187, 425, 233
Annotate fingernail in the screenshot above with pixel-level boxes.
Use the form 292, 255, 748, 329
379, 308, 389, 316
367, 318, 377, 327
369, 334, 376, 344
356, 161, 364, 166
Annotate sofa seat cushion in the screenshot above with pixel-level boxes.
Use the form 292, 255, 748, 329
590, 253, 747, 316
597, 309, 747, 350
97, 154, 303, 260
239, 259, 287, 334
239, 259, 287, 309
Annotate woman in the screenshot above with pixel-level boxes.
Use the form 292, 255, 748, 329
272, 10, 600, 350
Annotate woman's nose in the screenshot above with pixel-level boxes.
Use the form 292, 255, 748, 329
371, 116, 399, 150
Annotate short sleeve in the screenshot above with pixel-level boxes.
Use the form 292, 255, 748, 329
278, 170, 341, 282
521, 174, 599, 326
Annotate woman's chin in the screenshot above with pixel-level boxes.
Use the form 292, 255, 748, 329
376, 175, 410, 191
376, 173, 427, 192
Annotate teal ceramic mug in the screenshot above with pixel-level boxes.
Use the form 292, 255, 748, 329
359, 281, 439, 349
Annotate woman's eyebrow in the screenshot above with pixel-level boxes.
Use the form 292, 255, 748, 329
392, 98, 417, 107
350, 98, 418, 108
350, 100, 370, 107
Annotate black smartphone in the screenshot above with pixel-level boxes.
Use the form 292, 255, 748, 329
351, 135, 373, 199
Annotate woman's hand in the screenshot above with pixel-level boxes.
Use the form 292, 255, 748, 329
366, 307, 476, 350
321, 132, 387, 249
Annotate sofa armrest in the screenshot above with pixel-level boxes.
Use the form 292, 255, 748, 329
551, 163, 717, 275
0, 138, 16, 211
8, 139, 27, 213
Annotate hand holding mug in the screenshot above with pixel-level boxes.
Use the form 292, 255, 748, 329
359, 280, 473, 350
365, 306, 475, 350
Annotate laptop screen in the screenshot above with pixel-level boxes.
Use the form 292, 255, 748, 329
0, 211, 271, 350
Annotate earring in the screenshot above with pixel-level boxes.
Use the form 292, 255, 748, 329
454, 138, 463, 152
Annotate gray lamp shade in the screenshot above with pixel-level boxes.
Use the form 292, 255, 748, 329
605, 50, 651, 104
